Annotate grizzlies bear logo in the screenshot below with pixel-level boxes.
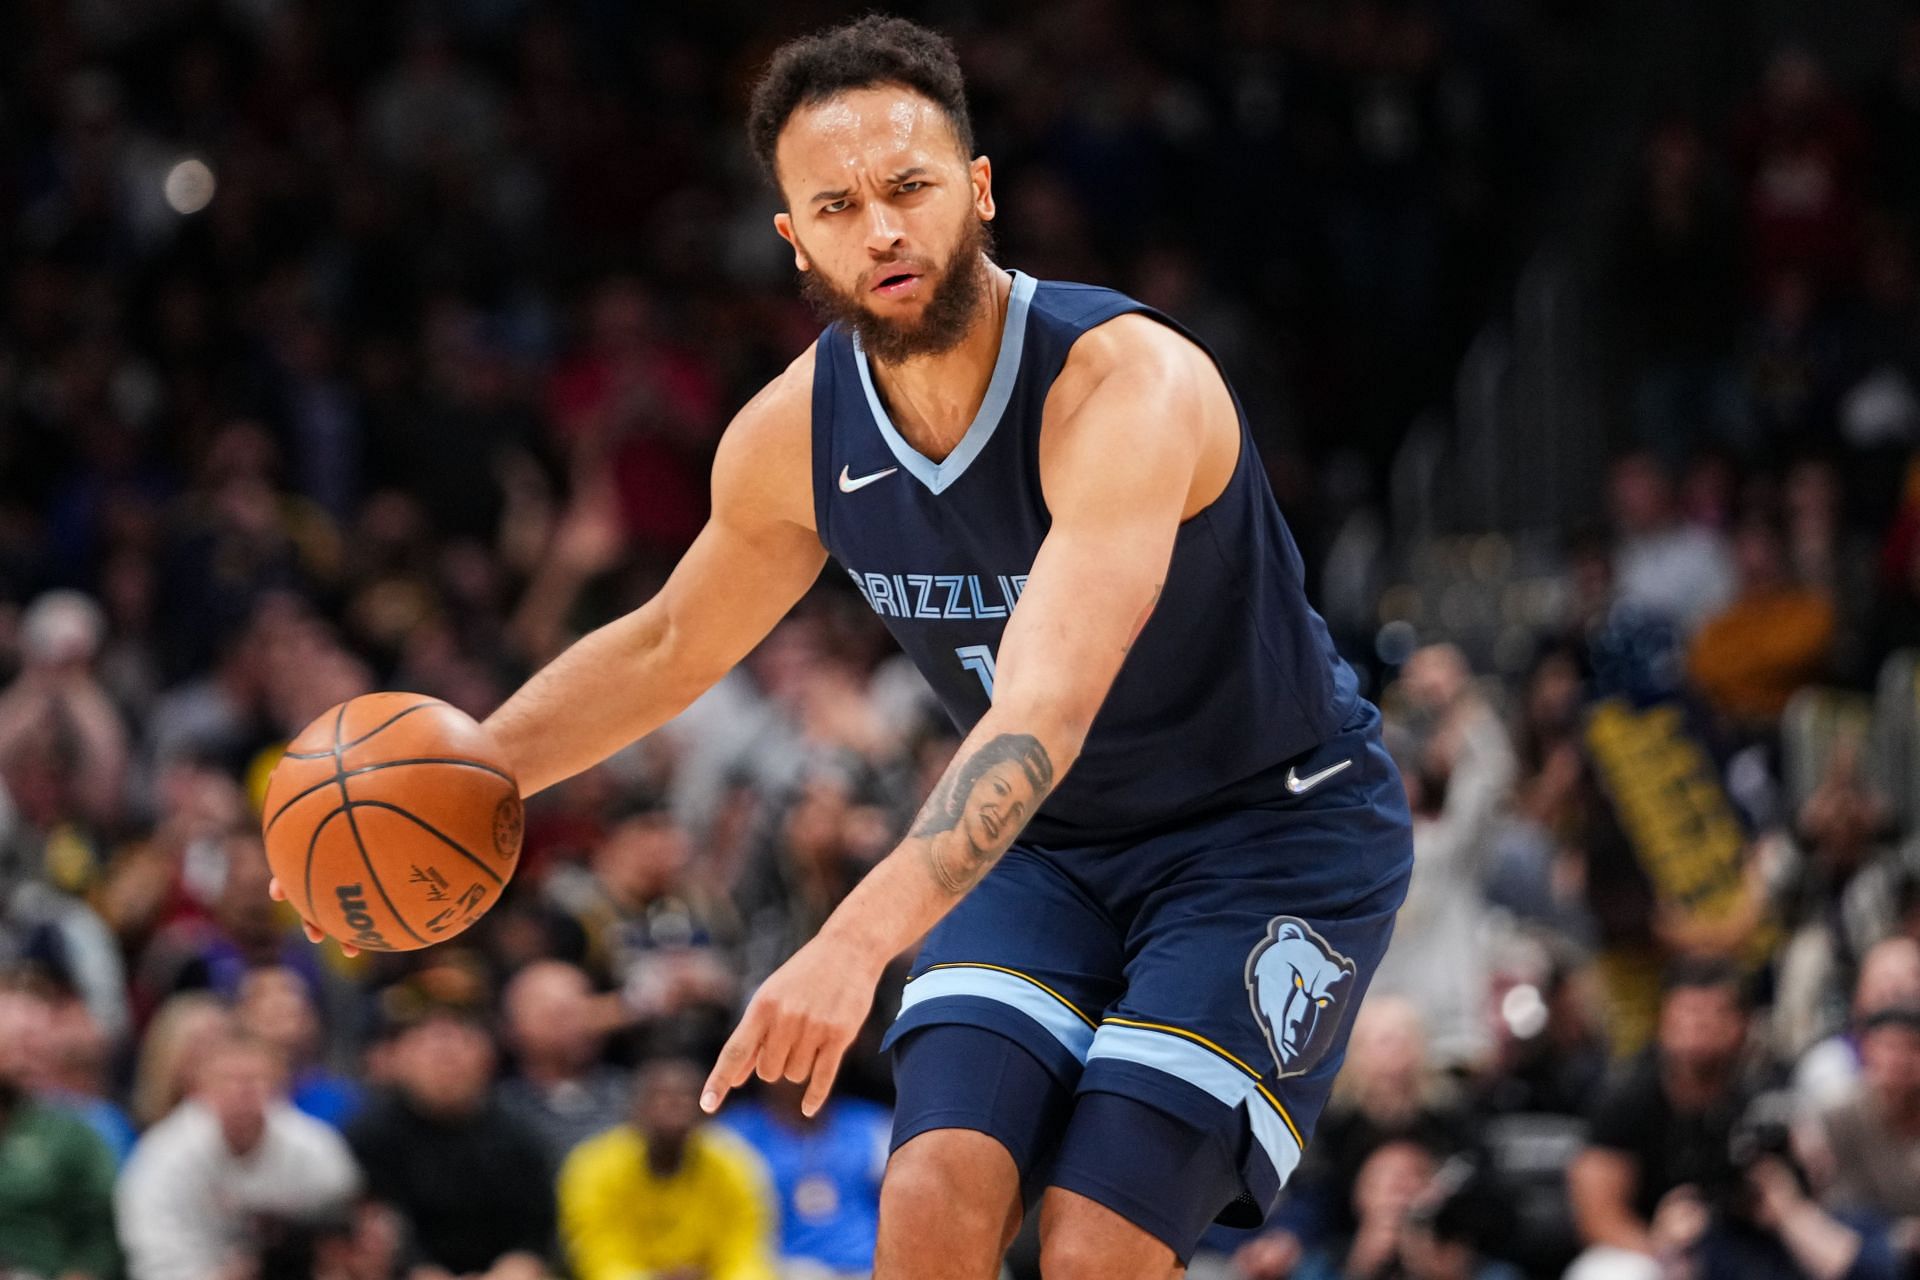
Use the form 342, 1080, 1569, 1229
1245, 916, 1357, 1079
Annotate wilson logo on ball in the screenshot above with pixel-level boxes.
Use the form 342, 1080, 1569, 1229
336, 883, 393, 950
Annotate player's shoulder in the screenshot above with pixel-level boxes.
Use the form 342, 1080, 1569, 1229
1049, 307, 1213, 423
712, 341, 818, 530
722, 341, 818, 453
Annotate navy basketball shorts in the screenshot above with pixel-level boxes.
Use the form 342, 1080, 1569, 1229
883, 702, 1414, 1260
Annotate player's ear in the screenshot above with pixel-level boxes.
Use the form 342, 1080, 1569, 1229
971, 155, 994, 222
773, 212, 810, 272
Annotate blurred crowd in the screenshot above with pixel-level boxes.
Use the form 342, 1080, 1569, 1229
9, 1, 1920, 1279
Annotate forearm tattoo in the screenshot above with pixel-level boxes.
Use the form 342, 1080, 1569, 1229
910, 733, 1056, 895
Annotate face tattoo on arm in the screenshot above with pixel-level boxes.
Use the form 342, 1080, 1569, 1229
910, 733, 1055, 894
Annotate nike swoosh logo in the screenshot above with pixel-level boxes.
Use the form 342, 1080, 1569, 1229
839, 465, 899, 493
1285, 758, 1353, 794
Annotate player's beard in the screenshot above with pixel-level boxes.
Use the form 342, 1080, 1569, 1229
799, 214, 997, 365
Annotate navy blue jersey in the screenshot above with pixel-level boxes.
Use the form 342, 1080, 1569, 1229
809, 270, 1358, 845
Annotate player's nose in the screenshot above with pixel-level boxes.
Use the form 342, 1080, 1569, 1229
862, 202, 904, 253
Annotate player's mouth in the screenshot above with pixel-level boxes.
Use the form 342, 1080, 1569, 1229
872, 268, 924, 297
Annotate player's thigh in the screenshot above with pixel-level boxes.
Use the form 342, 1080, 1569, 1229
1056, 722, 1414, 1257
884, 844, 1124, 1192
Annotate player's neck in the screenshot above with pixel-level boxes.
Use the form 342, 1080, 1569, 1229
866, 260, 1011, 464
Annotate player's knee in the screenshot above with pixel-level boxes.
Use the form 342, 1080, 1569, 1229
882, 1129, 1017, 1246
1038, 1190, 1177, 1280
1038, 1222, 1167, 1280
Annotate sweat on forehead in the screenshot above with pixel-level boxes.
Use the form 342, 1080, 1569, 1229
775, 89, 965, 189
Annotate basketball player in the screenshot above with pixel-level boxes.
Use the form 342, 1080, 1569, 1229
279, 16, 1412, 1278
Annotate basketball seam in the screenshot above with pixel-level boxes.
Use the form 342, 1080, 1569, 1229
343, 800, 507, 887
265, 757, 516, 834
301, 805, 345, 930
280, 699, 440, 759
331, 702, 428, 947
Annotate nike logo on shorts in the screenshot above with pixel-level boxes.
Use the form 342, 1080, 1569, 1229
839, 465, 899, 493
1285, 758, 1353, 794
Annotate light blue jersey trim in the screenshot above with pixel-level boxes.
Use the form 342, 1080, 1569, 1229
852, 270, 1037, 494
895, 964, 1095, 1062
1087, 1024, 1303, 1184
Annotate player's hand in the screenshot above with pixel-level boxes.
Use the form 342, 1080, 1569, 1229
267, 876, 360, 957
702, 933, 881, 1118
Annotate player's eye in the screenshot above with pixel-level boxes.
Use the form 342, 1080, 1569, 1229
822, 199, 849, 214
898, 181, 926, 193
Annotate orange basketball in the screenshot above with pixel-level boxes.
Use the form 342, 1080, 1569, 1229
261, 692, 523, 952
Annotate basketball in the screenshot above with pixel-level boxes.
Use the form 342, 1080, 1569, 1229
261, 692, 524, 952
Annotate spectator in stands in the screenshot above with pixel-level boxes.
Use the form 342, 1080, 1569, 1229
39, 988, 137, 1163
346, 1005, 553, 1280
1566, 961, 1773, 1277
0, 589, 130, 831
1279, 1136, 1523, 1280
1743, 1153, 1906, 1280
129, 990, 235, 1128
1772, 748, 1908, 1060
735, 770, 891, 990
1607, 451, 1737, 636
0, 986, 118, 1280
541, 795, 735, 1043
236, 963, 363, 1129
1810, 1004, 1920, 1223
1259, 999, 1476, 1271
722, 1077, 890, 1279
497, 958, 628, 1164
135, 825, 329, 1011
1373, 644, 1516, 1067
1796, 936, 1920, 1115
559, 1054, 777, 1280
1477, 949, 1611, 1120
1493, 642, 1591, 924
1687, 515, 1837, 732
117, 1032, 359, 1280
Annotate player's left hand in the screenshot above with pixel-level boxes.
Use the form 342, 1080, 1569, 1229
702, 932, 881, 1118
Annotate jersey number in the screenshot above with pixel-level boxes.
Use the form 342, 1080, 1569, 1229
955, 644, 997, 700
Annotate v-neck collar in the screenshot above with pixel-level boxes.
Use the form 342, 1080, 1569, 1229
851, 270, 1037, 495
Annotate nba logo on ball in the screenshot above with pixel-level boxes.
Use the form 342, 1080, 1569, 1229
1244, 916, 1356, 1079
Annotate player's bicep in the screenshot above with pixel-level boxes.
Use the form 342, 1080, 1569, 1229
991, 354, 1200, 737
654, 508, 825, 671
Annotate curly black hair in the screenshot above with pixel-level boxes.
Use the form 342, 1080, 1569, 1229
746, 14, 975, 189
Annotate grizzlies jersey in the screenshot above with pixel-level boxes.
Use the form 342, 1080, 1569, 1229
809, 270, 1359, 846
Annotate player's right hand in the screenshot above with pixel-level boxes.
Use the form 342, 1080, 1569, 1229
268, 876, 361, 957
702, 932, 880, 1117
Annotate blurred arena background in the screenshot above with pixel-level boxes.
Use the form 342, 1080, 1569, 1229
8, 0, 1920, 1277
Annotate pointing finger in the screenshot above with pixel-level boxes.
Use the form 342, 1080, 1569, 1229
703, 1011, 764, 1114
